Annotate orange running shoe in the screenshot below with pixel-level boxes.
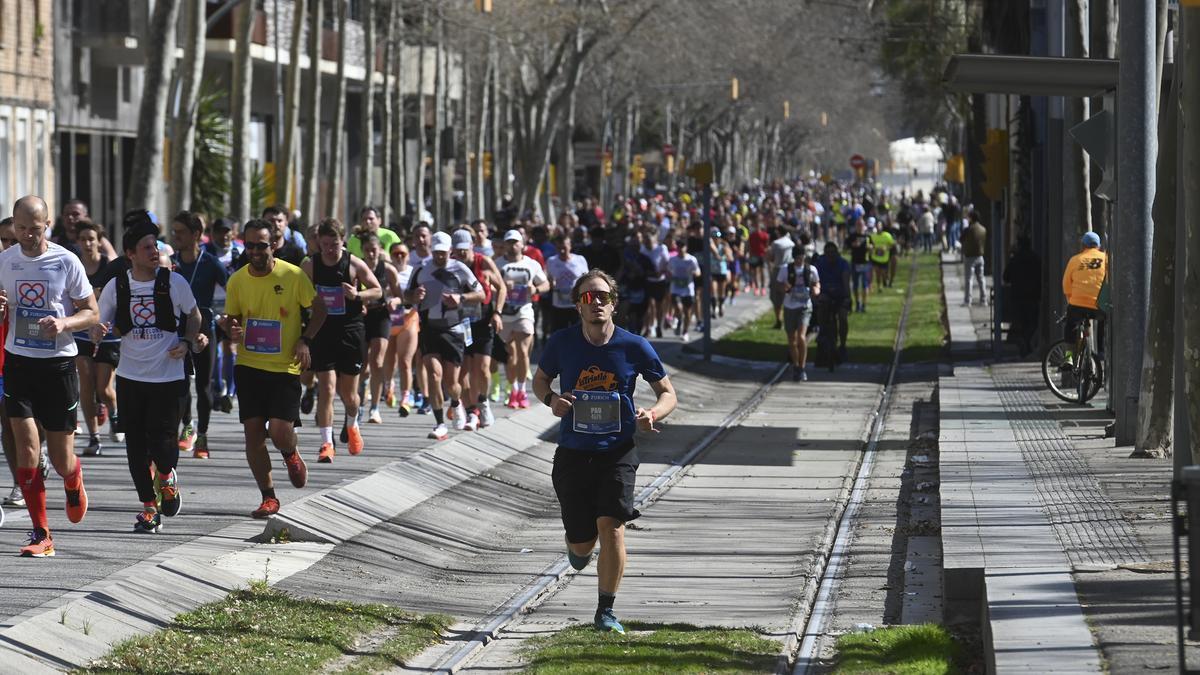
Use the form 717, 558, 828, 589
19, 528, 54, 557
251, 497, 280, 519
65, 467, 88, 523
284, 451, 308, 487
317, 443, 335, 464
347, 426, 363, 456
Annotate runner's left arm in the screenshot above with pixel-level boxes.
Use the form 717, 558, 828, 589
347, 255, 382, 303
636, 375, 677, 432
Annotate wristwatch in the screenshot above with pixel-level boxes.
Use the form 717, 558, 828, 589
543, 392, 556, 407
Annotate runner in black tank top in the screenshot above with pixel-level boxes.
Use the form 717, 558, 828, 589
74, 223, 121, 456
357, 234, 399, 423
301, 220, 382, 462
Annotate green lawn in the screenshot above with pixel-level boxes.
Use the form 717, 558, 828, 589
80, 582, 452, 674
714, 252, 946, 365
520, 622, 780, 674
833, 624, 962, 674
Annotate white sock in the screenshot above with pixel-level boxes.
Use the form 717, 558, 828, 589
320, 426, 333, 444
516, 380, 527, 393
345, 412, 359, 429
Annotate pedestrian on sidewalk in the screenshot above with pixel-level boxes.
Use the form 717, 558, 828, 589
533, 269, 677, 636
960, 212, 988, 306
95, 219, 205, 533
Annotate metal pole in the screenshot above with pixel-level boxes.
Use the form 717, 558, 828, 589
992, 199, 1003, 357
1174, 25, 1191, 476
702, 185, 713, 362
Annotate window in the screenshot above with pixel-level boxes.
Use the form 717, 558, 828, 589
121, 67, 131, 104
0, 114, 9, 214
34, 118, 45, 196
14, 115, 27, 198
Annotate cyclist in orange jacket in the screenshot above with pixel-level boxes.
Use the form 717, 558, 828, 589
1061, 231, 1106, 350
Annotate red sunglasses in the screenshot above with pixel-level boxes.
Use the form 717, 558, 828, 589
578, 290, 615, 306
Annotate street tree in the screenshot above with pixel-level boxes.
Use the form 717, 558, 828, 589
229, 0, 253, 222
127, 0, 180, 212
169, 0, 206, 215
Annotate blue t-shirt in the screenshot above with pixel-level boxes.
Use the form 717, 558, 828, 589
171, 250, 229, 311
814, 254, 850, 299
538, 325, 667, 452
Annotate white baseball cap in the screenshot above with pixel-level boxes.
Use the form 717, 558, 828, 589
451, 229, 473, 250
503, 229, 523, 243
431, 231, 452, 252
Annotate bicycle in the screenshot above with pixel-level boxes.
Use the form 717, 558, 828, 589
1041, 312, 1104, 404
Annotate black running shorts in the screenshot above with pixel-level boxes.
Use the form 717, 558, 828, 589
75, 339, 120, 367
465, 320, 495, 357
3, 352, 80, 433
419, 326, 466, 365
234, 364, 303, 426
364, 307, 391, 342
551, 442, 641, 544
311, 319, 367, 375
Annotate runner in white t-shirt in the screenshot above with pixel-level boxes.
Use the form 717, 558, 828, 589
546, 235, 590, 334
776, 245, 821, 381
0, 196, 100, 557
667, 250, 701, 342
497, 230, 548, 409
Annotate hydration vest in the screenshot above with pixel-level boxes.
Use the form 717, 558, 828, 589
114, 268, 180, 336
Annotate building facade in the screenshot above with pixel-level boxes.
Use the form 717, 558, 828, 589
0, 0, 56, 218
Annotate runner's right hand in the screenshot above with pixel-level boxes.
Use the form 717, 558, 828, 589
550, 392, 575, 418
227, 317, 244, 341
0, 288, 7, 320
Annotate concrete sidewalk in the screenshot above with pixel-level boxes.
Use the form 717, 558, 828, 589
936, 254, 1186, 673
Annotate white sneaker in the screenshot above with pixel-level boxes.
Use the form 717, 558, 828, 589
479, 402, 494, 428
681, 332, 690, 342
367, 408, 382, 424
3, 485, 24, 507
452, 403, 467, 431
428, 424, 448, 440
464, 411, 479, 431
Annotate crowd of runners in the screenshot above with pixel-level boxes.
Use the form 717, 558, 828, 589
0, 178, 969, 567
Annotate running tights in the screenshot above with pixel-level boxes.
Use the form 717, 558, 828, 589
118, 377, 184, 503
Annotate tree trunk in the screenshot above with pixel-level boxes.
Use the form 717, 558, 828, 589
1135, 30, 1179, 458
414, 12, 427, 224
358, 0, 375, 208
127, 0, 180, 211
489, 44, 501, 214
169, 0, 205, 215
432, 15, 445, 228
278, 0, 306, 208
558, 88, 576, 212
1183, 9, 1200, 463
299, 0, 323, 223
379, 2, 394, 225
326, 0, 348, 221
390, 2, 405, 222
474, 53, 491, 221
1068, 0, 1092, 233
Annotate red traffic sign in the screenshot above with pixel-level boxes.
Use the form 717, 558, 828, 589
663, 144, 675, 157
849, 154, 866, 170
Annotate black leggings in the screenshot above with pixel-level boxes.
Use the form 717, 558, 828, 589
118, 377, 184, 503
180, 331, 215, 434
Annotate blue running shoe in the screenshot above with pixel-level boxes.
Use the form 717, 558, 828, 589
566, 537, 591, 571
594, 607, 625, 634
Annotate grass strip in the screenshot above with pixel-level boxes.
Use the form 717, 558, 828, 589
521, 622, 779, 674
80, 581, 451, 674
713, 252, 946, 365
833, 623, 962, 674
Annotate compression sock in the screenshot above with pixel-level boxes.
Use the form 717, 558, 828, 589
260, 487, 277, 501
597, 592, 616, 613
17, 467, 48, 532
433, 408, 444, 424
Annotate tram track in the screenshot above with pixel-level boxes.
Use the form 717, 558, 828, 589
430, 255, 921, 674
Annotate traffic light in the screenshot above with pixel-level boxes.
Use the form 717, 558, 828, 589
731, 77, 739, 101
980, 129, 1009, 201
943, 154, 964, 184
482, 151, 493, 180
602, 150, 613, 177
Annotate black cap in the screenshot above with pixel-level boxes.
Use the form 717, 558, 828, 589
212, 217, 235, 232
122, 209, 160, 252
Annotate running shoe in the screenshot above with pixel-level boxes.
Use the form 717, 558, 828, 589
4, 485, 25, 508
178, 423, 196, 452
193, 433, 210, 459
219, 394, 234, 413
428, 424, 448, 441
594, 608, 625, 634
251, 497, 280, 519
451, 403, 467, 431
506, 389, 519, 409
19, 528, 54, 557
64, 467, 87, 523
385, 388, 397, 408
792, 365, 801, 382
284, 451, 308, 488
83, 435, 102, 457
479, 402, 495, 428
417, 395, 432, 415
347, 426, 363, 456
300, 386, 316, 415
339, 423, 349, 444
681, 332, 690, 343
517, 390, 530, 409
367, 408, 382, 424
489, 377, 502, 402
317, 443, 335, 464
110, 415, 125, 443
96, 402, 108, 427
398, 399, 412, 418
134, 510, 162, 534
800, 370, 808, 382
159, 471, 181, 517
463, 411, 479, 432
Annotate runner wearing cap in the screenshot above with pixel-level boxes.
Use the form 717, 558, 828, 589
220, 219, 327, 519
406, 231, 484, 440
0, 196, 100, 557
532, 269, 677, 635
301, 218, 381, 462
498, 229, 548, 409
450, 229, 505, 430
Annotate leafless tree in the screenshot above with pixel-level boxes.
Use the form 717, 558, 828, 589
299, 0, 324, 222
169, 0, 206, 215
127, 0, 180, 211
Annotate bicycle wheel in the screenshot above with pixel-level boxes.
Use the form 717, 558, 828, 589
1077, 351, 1103, 404
1042, 340, 1081, 403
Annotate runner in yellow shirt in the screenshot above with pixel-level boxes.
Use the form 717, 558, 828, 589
866, 219, 895, 291
220, 219, 327, 519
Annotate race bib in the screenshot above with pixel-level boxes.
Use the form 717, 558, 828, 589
244, 319, 282, 354
506, 284, 530, 306
457, 318, 473, 347
316, 284, 345, 316
14, 307, 55, 350
572, 390, 621, 434
553, 286, 573, 306
874, 246, 887, 258
389, 304, 411, 327
671, 275, 691, 292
